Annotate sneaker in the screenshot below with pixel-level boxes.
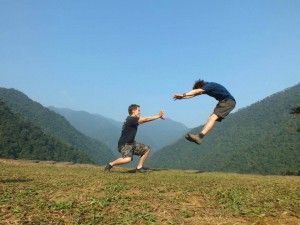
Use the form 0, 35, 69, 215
140, 166, 152, 171
104, 163, 113, 172
135, 167, 150, 173
185, 133, 202, 145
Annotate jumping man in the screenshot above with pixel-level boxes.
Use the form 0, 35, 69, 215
173, 79, 236, 144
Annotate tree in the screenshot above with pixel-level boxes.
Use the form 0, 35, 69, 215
290, 106, 300, 114
290, 106, 300, 132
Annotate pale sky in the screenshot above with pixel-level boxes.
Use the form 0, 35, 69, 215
1, 0, 299, 127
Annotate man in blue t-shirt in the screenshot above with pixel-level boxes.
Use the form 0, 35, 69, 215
104, 104, 165, 172
173, 79, 236, 145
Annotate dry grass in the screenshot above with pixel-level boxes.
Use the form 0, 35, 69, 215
0, 159, 299, 225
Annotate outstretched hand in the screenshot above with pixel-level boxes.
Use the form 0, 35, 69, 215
159, 110, 165, 120
173, 94, 184, 100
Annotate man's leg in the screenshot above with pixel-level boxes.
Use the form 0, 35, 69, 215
201, 113, 219, 135
186, 99, 235, 145
110, 157, 132, 166
104, 157, 132, 171
132, 143, 151, 171
104, 144, 133, 171
185, 114, 219, 145
136, 149, 150, 169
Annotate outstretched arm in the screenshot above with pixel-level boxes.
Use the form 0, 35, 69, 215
138, 110, 165, 124
173, 88, 204, 100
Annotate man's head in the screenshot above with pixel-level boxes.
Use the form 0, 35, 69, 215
193, 79, 206, 89
128, 104, 140, 117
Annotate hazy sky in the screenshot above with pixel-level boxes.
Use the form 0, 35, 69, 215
1, 0, 299, 127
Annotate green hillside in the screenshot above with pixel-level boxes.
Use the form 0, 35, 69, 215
0, 88, 114, 164
1, 159, 299, 224
0, 101, 91, 163
149, 83, 300, 175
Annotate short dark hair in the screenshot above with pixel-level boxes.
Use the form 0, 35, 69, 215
193, 79, 206, 89
128, 104, 140, 115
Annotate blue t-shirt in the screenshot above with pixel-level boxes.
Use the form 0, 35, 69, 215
202, 82, 235, 101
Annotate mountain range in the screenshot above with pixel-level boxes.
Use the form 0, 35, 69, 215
49, 106, 188, 152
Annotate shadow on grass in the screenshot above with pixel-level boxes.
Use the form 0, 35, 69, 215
194, 170, 206, 174
105, 168, 207, 174
0, 178, 33, 183
108, 168, 171, 174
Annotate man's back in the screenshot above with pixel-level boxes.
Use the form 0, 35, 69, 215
202, 82, 235, 101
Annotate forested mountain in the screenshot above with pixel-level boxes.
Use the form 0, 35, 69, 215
149, 83, 300, 175
0, 88, 114, 164
0, 101, 92, 163
49, 107, 188, 152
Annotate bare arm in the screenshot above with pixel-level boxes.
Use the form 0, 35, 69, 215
138, 110, 165, 124
173, 88, 204, 100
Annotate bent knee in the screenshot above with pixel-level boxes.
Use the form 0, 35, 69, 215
143, 146, 151, 155
209, 114, 219, 121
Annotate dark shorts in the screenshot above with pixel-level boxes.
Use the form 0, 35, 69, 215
118, 142, 150, 159
213, 98, 236, 122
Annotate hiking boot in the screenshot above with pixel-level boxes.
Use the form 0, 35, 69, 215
185, 133, 203, 145
104, 163, 113, 172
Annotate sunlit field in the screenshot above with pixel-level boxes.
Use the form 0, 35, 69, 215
1, 159, 299, 225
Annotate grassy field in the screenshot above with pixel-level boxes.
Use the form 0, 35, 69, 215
0, 159, 299, 225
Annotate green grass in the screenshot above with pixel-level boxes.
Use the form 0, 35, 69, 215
0, 159, 299, 225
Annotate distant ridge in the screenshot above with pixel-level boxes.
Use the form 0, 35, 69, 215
48, 107, 121, 151
50, 107, 188, 152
